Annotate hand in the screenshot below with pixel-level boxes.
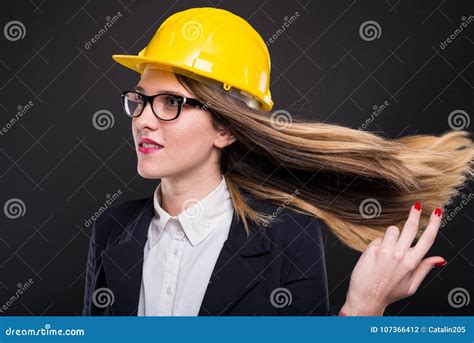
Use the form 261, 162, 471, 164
340, 202, 446, 316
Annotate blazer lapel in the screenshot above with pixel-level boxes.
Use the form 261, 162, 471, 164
101, 197, 153, 316
198, 207, 272, 316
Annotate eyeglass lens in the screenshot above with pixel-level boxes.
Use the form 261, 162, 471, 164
123, 92, 181, 120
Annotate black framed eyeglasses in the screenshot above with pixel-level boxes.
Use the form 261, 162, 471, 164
121, 90, 209, 121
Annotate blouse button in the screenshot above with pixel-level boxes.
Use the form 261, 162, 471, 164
167, 287, 171, 294
174, 248, 179, 255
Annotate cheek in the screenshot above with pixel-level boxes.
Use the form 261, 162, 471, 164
168, 112, 215, 156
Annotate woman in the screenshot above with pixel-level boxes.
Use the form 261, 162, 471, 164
82, 7, 473, 316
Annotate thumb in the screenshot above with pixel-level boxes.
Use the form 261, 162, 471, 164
408, 257, 446, 295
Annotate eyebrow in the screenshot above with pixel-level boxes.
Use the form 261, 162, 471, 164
134, 85, 186, 97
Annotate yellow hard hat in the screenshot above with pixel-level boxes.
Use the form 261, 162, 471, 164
112, 7, 274, 111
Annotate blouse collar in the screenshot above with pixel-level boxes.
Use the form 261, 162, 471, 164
150, 175, 233, 247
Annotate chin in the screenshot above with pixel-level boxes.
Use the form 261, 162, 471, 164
137, 165, 164, 179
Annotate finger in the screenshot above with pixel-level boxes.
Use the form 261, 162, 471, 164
365, 237, 383, 254
410, 207, 442, 263
369, 237, 383, 247
397, 202, 422, 251
381, 225, 400, 249
407, 256, 446, 296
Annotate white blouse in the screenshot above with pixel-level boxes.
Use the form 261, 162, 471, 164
137, 175, 234, 316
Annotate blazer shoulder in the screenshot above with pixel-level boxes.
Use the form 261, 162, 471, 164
246, 193, 324, 239
91, 197, 151, 245
103, 197, 151, 218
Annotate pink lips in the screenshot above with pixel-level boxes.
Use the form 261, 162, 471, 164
138, 137, 164, 154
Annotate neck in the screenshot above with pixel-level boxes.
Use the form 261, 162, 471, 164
160, 163, 223, 217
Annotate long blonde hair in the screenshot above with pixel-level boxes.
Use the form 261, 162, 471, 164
176, 73, 474, 252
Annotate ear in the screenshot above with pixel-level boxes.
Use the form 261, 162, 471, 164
214, 127, 237, 149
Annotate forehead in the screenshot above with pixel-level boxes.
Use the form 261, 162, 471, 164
136, 65, 192, 96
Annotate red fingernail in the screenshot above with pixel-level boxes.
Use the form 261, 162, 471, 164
338, 309, 346, 316
414, 202, 422, 211
434, 260, 447, 267
434, 208, 442, 217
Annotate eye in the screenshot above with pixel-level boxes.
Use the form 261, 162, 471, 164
164, 95, 179, 107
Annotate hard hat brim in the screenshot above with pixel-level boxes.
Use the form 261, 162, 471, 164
112, 54, 175, 74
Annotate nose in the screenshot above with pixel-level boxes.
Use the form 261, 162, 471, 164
133, 101, 158, 131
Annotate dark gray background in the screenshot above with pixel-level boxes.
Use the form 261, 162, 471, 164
1, 0, 472, 316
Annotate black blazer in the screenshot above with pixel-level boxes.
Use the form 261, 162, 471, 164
82, 192, 342, 316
